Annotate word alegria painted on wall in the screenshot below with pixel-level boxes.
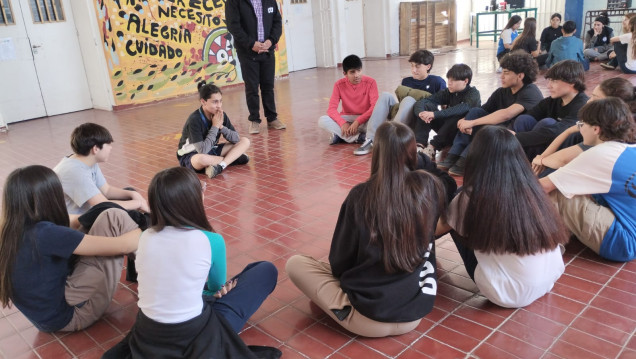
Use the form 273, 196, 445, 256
94, 0, 288, 106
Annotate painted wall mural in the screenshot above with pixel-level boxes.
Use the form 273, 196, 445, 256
93, 0, 289, 106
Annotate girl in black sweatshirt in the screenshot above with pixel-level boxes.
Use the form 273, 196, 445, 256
286, 121, 453, 337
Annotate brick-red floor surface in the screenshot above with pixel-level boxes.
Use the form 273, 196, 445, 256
0, 42, 635, 358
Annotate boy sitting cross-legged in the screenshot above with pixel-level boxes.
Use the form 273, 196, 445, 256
439, 50, 544, 176
318, 55, 379, 145
177, 81, 251, 179
413, 64, 481, 160
353, 50, 447, 156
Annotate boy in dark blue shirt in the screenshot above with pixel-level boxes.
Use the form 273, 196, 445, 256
353, 50, 446, 155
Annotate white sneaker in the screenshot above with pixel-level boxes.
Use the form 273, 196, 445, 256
353, 139, 373, 155
421, 144, 436, 160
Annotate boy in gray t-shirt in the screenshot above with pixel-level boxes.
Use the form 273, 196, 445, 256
53, 123, 149, 215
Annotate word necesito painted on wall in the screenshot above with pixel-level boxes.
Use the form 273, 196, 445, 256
94, 0, 288, 106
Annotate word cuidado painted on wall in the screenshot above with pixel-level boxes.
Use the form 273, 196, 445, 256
94, 0, 289, 106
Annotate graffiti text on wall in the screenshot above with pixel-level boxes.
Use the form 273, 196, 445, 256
93, 0, 288, 106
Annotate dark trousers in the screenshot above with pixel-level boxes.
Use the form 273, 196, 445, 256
238, 52, 278, 123
613, 43, 636, 74
207, 261, 278, 332
536, 53, 548, 67
414, 102, 462, 149
450, 230, 478, 281
448, 107, 490, 158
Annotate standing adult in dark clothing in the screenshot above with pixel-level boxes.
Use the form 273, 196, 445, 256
226, 0, 286, 134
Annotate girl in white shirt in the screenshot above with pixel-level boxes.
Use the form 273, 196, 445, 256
441, 126, 569, 308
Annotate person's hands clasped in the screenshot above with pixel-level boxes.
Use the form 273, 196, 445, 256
457, 118, 474, 134
212, 109, 224, 129
253, 40, 272, 54
214, 278, 238, 298
418, 111, 434, 123
347, 120, 361, 136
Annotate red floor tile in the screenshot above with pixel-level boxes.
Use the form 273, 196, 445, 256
410, 336, 466, 359
485, 331, 544, 359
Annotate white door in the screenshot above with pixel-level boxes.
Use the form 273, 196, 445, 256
344, 0, 365, 58
282, 0, 317, 72
0, 1, 46, 122
0, 0, 91, 124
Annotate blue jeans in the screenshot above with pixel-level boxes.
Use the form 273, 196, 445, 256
448, 107, 489, 158
513, 115, 557, 133
614, 43, 636, 74
206, 261, 278, 332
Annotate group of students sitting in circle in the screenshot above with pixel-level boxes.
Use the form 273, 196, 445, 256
0, 24, 635, 355
314, 41, 635, 336
495, 11, 636, 74
0, 123, 277, 357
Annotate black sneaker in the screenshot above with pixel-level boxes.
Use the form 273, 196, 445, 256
449, 157, 466, 176
600, 62, 616, 70
205, 164, 223, 178
231, 154, 250, 166
355, 133, 366, 144
330, 134, 345, 145
438, 153, 460, 170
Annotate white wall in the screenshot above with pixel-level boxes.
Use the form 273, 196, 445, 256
70, 1, 114, 110
363, 0, 390, 57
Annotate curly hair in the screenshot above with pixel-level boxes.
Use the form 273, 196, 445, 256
499, 50, 538, 85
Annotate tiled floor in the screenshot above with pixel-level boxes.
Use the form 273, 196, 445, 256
1, 41, 635, 359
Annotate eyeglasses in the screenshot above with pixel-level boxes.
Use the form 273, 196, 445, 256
200, 181, 207, 192
576, 121, 584, 129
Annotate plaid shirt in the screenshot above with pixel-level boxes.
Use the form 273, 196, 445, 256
250, 0, 265, 42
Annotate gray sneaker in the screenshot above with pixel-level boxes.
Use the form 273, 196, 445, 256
438, 153, 459, 170
353, 139, 373, 155
205, 164, 224, 178
249, 121, 260, 134
449, 157, 466, 176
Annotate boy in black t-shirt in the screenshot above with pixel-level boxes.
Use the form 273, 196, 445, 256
513, 60, 589, 158
439, 51, 543, 176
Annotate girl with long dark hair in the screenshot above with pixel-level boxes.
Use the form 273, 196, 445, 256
0, 165, 141, 332
497, 15, 522, 63
286, 121, 448, 337
444, 126, 569, 308
104, 167, 278, 358
512, 17, 540, 58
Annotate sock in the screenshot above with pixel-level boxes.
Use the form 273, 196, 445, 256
219, 161, 227, 169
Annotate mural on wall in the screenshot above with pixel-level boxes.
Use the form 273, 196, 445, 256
93, 0, 289, 106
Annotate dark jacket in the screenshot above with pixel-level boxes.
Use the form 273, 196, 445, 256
413, 86, 482, 121
102, 303, 281, 359
585, 26, 614, 53
225, 0, 282, 56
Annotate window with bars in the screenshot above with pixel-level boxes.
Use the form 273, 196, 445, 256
0, 0, 15, 25
29, 0, 65, 23
291, 0, 308, 4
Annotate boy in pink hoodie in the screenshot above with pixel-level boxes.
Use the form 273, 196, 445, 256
318, 55, 379, 144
